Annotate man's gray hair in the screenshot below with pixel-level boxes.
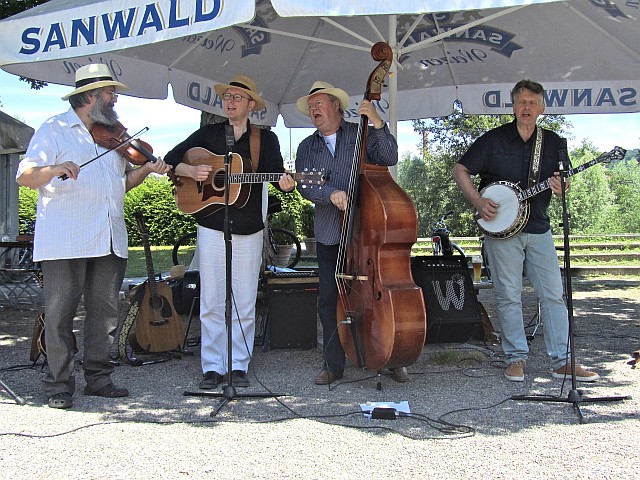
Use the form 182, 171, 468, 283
510, 80, 544, 103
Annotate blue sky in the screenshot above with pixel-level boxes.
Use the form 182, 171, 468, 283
2, 69, 639, 165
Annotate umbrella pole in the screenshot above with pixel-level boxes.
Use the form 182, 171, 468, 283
510, 139, 630, 422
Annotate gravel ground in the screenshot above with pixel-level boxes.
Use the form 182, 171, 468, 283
1, 276, 639, 479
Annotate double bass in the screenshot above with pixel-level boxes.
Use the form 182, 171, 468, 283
336, 42, 426, 371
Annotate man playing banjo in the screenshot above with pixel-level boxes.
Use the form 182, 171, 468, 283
452, 79, 599, 383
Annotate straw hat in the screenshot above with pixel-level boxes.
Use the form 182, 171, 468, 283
61, 63, 129, 100
213, 74, 266, 111
296, 81, 350, 114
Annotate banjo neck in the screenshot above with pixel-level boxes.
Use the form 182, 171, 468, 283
518, 147, 626, 202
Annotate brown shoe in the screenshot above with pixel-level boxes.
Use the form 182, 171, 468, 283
314, 369, 343, 385
390, 367, 410, 383
504, 360, 526, 382
553, 364, 600, 382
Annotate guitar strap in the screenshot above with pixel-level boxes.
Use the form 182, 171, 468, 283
527, 126, 544, 188
249, 124, 260, 173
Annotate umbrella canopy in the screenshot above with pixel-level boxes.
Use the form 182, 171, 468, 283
1, 0, 639, 130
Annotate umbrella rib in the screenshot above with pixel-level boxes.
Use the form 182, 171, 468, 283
399, 5, 526, 56
237, 23, 371, 53
565, 3, 640, 63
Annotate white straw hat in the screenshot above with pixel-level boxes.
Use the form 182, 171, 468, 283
213, 74, 266, 111
61, 63, 128, 100
296, 81, 350, 114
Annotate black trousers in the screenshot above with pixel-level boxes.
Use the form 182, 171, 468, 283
316, 242, 344, 374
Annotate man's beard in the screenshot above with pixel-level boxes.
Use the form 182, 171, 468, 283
89, 96, 119, 126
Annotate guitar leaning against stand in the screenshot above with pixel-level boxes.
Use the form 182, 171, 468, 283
132, 212, 184, 353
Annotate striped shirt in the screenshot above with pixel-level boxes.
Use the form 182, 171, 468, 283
295, 120, 398, 245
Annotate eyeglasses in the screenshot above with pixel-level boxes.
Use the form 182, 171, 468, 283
222, 92, 250, 102
104, 91, 118, 100
307, 100, 326, 110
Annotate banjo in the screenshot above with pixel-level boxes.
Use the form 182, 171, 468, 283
476, 146, 627, 239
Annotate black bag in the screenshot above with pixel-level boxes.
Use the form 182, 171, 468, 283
169, 270, 200, 315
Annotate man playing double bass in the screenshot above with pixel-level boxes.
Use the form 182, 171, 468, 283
295, 81, 410, 385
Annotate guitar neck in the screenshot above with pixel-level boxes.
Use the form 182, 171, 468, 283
228, 172, 300, 184
135, 215, 159, 297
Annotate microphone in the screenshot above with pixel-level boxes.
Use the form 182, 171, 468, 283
225, 124, 235, 151
558, 137, 568, 172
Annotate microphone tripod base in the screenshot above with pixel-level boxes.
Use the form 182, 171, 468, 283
511, 391, 631, 422
184, 388, 289, 417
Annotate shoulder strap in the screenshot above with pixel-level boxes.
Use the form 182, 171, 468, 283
528, 126, 543, 188
249, 125, 260, 173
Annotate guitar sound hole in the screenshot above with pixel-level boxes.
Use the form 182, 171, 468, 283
212, 169, 226, 191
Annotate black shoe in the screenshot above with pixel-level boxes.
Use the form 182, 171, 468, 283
84, 383, 129, 398
199, 371, 224, 389
230, 370, 250, 387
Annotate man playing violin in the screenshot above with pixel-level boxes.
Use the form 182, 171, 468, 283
164, 75, 294, 390
16, 64, 171, 409
294, 81, 409, 385
453, 79, 598, 383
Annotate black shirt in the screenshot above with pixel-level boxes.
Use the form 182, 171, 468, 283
458, 120, 563, 234
164, 120, 285, 235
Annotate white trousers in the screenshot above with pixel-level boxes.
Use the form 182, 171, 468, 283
197, 226, 263, 374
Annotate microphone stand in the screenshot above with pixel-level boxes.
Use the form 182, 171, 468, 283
511, 138, 630, 422
184, 124, 284, 416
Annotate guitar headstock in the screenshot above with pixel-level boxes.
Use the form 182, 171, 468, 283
599, 146, 627, 164
134, 211, 148, 236
296, 169, 330, 187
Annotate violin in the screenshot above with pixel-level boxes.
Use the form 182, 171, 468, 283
90, 121, 158, 165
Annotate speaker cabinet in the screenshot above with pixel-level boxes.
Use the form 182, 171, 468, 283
263, 275, 319, 349
411, 256, 483, 344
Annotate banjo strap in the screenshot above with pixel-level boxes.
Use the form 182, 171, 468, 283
527, 126, 543, 188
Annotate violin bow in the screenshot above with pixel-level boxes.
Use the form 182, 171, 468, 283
58, 126, 149, 180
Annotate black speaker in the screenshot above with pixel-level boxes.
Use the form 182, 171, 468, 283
411, 256, 483, 344
264, 276, 318, 349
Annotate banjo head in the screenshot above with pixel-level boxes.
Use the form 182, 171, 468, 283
477, 181, 529, 238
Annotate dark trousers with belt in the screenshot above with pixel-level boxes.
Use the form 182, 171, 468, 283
40, 253, 126, 397
316, 242, 344, 375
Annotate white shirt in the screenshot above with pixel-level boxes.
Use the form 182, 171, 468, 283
17, 108, 129, 261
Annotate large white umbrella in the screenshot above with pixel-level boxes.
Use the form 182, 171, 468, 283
1, 0, 639, 138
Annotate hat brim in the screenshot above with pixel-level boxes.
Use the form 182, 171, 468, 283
296, 88, 350, 114
214, 83, 266, 111
61, 80, 129, 100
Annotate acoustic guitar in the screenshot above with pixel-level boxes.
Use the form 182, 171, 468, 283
173, 147, 326, 217
133, 212, 184, 353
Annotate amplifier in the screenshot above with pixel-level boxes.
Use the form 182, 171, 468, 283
263, 274, 319, 350
411, 256, 483, 344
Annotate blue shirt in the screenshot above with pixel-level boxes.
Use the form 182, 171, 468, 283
295, 119, 398, 245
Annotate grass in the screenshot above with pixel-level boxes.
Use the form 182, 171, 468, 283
126, 246, 176, 278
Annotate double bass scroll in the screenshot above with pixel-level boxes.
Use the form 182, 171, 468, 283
335, 42, 426, 372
